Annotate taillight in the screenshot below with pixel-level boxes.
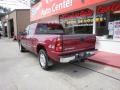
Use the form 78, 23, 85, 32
55, 37, 62, 52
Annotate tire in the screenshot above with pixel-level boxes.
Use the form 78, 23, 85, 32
19, 42, 26, 52
39, 49, 53, 70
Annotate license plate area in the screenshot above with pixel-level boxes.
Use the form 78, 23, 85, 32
76, 51, 95, 58
75, 52, 85, 59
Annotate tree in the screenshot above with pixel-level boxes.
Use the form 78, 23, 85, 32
31, 0, 40, 6
0, 6, 10, 13
0, 5, 10, 20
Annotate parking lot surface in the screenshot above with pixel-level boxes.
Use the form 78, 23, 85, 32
0, 38, 120, 90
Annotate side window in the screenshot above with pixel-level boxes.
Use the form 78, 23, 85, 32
29, 28, 33, 35
35, 24, 47, 34
25, 25, 30, 35
29, 23, 37, 35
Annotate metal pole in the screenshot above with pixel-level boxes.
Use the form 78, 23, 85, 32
93, 7, 96, 35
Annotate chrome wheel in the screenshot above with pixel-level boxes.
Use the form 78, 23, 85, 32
39, 49, 48, 70
39, 49, 53, 70
39, 53, 46, 67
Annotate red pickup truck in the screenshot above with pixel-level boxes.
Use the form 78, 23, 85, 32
18, 23, 96, 70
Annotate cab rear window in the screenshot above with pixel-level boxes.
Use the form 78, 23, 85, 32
35, 23, 64, 34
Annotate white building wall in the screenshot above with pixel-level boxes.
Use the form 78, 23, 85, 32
96, 39, 120, 54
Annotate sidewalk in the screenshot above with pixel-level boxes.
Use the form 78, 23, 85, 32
88, 51, 120, 68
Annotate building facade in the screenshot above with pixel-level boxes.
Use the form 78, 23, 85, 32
1, 9, 30, 39
30, 0, 120, 54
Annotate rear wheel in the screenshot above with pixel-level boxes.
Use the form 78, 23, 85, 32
39, 49, 53, 70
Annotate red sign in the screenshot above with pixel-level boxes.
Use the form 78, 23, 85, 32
31, 0, 107, 22
60, 9, 93, 19
97, 2, 120, 14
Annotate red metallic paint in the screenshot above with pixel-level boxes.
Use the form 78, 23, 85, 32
19, 23, 96, 62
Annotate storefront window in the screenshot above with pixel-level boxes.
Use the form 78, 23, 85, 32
96, 1, 120, 40
96, 14, 108, 36
60, 8, 93, 34
74, 26, 93, 34
60, 1, 120, 38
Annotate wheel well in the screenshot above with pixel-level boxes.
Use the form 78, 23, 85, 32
37, 45, 46, 54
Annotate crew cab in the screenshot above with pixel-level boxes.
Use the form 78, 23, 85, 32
18, 23, 96, 70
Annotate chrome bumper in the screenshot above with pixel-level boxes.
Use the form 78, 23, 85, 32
60, 49, 97, 63
60, 56, 76, 63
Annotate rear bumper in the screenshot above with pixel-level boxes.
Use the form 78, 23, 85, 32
59, 49, 97, 63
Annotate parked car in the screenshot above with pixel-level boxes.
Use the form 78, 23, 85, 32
18, 23, 96, 70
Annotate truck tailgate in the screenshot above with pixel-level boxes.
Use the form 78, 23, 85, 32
62, 34, 96, 53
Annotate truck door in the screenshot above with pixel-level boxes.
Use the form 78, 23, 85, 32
26, 23, 37, 52
21, 25, 30, 49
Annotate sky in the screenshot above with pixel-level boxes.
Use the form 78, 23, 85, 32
0, 0, 31, 10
